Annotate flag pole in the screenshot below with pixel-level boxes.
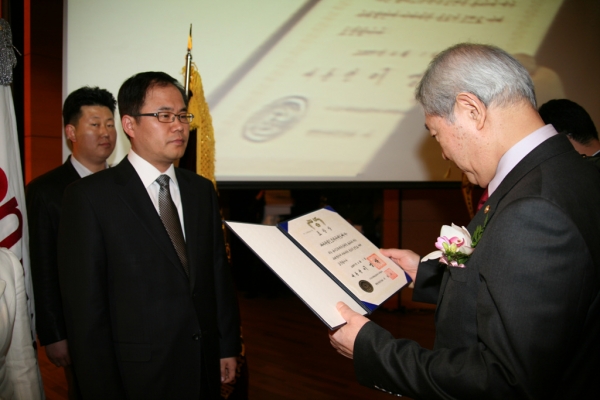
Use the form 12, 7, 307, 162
184, 24, 192, 97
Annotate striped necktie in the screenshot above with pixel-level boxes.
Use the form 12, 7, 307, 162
156, 174, 189, 277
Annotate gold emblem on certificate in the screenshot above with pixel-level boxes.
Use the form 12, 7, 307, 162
307, 217, 326, 230
359, 280, 374, 293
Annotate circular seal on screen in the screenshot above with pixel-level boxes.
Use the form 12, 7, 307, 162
243, 96, 308, 143
359, 280, 373, 293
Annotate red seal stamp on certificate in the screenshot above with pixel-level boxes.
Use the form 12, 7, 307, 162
367, 254, 386, 270
384, 268, 398, 280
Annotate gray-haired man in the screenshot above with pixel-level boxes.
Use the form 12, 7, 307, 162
331, 43, 600, 399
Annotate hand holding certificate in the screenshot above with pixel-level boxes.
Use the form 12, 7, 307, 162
226, 207, 408, 329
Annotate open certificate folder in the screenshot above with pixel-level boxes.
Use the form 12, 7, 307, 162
226, 207, 408, 329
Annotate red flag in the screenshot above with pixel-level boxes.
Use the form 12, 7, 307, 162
0, 84, 35, 339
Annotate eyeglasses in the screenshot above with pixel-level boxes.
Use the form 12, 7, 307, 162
132, 112, 194, 124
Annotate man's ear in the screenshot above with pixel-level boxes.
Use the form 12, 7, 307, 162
121, 115, 136, 139
65, 124, 77, 143
455, 92, 487, 130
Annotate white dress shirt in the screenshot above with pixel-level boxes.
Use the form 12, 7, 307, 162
70, 154, 109, 178
127, 150, 186, 239
70, 155, 94, 178
488, 124, 558, 196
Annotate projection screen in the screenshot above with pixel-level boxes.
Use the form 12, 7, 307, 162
64, 0, 600, 185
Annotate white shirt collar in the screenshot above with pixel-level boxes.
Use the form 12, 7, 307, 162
70, 155, 100, 178
487, 124, 558, 196
127, 149, 177, 189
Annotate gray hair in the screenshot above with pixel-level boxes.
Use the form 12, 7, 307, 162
415, 43, 536, 121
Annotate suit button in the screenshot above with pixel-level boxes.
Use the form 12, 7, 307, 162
192, 332, 201, 341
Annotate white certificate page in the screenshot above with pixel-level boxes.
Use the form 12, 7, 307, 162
226, 221, 368, 329
283, 208, 407, 306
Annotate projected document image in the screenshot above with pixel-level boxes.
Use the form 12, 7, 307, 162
243, 96, 309, 143
210, 0, 564, 182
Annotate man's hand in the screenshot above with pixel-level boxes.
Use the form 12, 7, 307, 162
220, 357, 237, 384
380, 248, 420, 282
329, 302, 370, 359
45, 339, 71, 367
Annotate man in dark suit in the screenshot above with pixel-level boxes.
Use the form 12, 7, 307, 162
330, 43, 600, 399
58, 72, 240, 399
26, 86, 117, 398
539, 99, 600, 169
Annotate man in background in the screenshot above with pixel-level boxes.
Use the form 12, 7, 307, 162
539, 98, 600, 164
330, 43, 600, 399
26, 86, 117, 399
58, 71, 240, 399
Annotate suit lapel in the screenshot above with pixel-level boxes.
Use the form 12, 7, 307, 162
177, 169, 213, 292
177, 170, 198, 290
471, 134, 573, 232
438, 135, 573, 300
113, 158, 189, 280
61, 156, 84, 182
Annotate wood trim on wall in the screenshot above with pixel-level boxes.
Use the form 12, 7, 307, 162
22, 0, 63, 184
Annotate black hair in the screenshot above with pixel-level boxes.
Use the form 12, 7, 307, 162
62, 86, 116, 127
539, 99, 598, 145
117, 71, 187, 121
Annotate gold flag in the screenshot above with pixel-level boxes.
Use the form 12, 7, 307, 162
182, 62, 249, 400
183, 62, 216, 187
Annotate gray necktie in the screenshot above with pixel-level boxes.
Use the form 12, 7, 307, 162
156, 175, 189, 277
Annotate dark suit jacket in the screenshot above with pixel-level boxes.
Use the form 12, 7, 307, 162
587, 152, 600, 171
354, 134, 600, 399
58, 158, 241, 400
26, 157, 80, 345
